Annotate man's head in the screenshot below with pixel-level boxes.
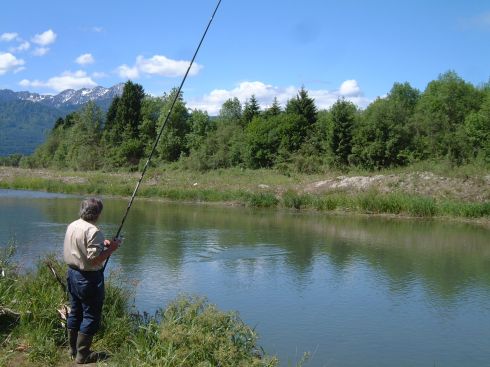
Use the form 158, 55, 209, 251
79, 198, 103, 222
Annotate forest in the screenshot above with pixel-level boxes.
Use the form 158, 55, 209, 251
12, 71, 490, 172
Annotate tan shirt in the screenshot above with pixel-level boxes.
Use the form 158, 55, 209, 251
63, 218, 105, 271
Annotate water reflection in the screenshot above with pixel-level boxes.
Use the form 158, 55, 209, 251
2, 190, 490, 367
5, 194, 488, 303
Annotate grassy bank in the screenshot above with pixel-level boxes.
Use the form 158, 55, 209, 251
0, 246, 280, 366
0, 166, 489, 220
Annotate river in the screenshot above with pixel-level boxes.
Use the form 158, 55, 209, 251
1, 189, 489, 366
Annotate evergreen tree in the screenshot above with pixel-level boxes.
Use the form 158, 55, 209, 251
242, 95, 260, 126
264, 97, 282, 117
286, 87, 317, 126
101, 81, 145, 167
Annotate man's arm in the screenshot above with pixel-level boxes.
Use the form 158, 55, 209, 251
89, 239, 121, 266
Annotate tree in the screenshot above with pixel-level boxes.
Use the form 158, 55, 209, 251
186, 109, 214, 152
157, 89, 190, 162
410, 71, 482, 161
219, 97, 242, 125
329, 99, 357, 167
64, 102, 104, 170
350, 83, 419, 169
464, 91, 490, 163
140, 96, 164, 155
101, 81, 145, 167
286, 87, 317, 126
245, 115, 282, 168
242, 95, 260, 126
263, 97, 282, 118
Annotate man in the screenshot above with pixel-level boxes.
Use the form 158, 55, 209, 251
63, 198, 121, 364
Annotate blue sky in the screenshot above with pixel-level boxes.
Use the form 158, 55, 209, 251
0, 0, 489, 114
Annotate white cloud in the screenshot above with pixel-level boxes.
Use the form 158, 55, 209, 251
117, 54, 202, 79
0, 32, 19, 42
0, 52, 25, 75
187, 80, 370, 115
31, 29, 57, 46
76, 53, 95, 65
32, 47, 50, 56
339, 80, 361, 96
19, 70, 97, 92
117, 64, 139, 79
92, 71, 108, 78
10, 41, 30, 53
92, 26, 104, 33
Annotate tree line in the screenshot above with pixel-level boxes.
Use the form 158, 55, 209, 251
16, 71, 490, 172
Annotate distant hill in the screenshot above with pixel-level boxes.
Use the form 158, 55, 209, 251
0, 84, 124, 156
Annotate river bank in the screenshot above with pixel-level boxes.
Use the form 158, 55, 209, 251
0, 166, 489, 222
0, 248, 281, 367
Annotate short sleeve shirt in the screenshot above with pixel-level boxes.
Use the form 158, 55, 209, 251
63, 218, 105, 271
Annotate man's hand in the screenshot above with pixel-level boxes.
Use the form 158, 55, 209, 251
90, 238, 122, 266
104, 238, 121, 252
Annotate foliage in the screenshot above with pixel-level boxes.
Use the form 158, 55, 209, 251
0, 253, 278, 366
329, 99, 357, 167
410, 71, 483, 163
157, 89, 191, 162
350, 83, 419, 169
242, 95, 261, 126
101, 81, 146, 168
9, 70, 490, 173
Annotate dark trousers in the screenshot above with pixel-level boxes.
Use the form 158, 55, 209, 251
66, 267, 104, 336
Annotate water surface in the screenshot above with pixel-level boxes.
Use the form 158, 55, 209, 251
1, 189, 489, 366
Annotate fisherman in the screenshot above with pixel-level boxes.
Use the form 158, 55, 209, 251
63, 198, 121, 364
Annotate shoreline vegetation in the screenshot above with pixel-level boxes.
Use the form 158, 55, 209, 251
0, 246, 284, 366
0, 165, 489, 224
1, 72, 488, 224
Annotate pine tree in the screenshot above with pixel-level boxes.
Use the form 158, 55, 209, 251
264, 97, 282, 117
242, 95, 260, 125
286, 87, 317, 126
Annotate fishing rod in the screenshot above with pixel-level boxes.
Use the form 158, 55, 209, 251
103, 0, 223, 272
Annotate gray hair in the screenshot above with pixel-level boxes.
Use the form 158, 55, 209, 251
79, 198, 103, 222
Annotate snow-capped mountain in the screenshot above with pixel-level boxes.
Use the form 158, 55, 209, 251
0, 83, 124, 108
0, 84, 124, 156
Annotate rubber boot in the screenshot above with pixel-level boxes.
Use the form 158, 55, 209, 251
75, 332, 101, 364
68, 329, 78, 359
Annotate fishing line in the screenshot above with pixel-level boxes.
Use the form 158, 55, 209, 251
103, 0, 223, 272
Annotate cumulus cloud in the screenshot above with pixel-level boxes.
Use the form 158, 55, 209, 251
32, 47, 50, 56
92, 71, 108, 78
0, 32, 19, 42
76, 53, 95, 65
31, 29, 57, 46
0, 52, 25, 75
19, 70, 97, 92
187, 80, 370, 115
10, 41, 30, 53
117, 55, 202, 79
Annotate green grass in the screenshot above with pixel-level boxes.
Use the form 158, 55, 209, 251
0, 167, 489, 220
0, 247, 279, 367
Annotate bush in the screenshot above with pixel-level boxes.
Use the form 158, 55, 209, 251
0, 251, 278, 366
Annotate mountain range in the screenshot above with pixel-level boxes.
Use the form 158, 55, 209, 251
0, 84, 124, 156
